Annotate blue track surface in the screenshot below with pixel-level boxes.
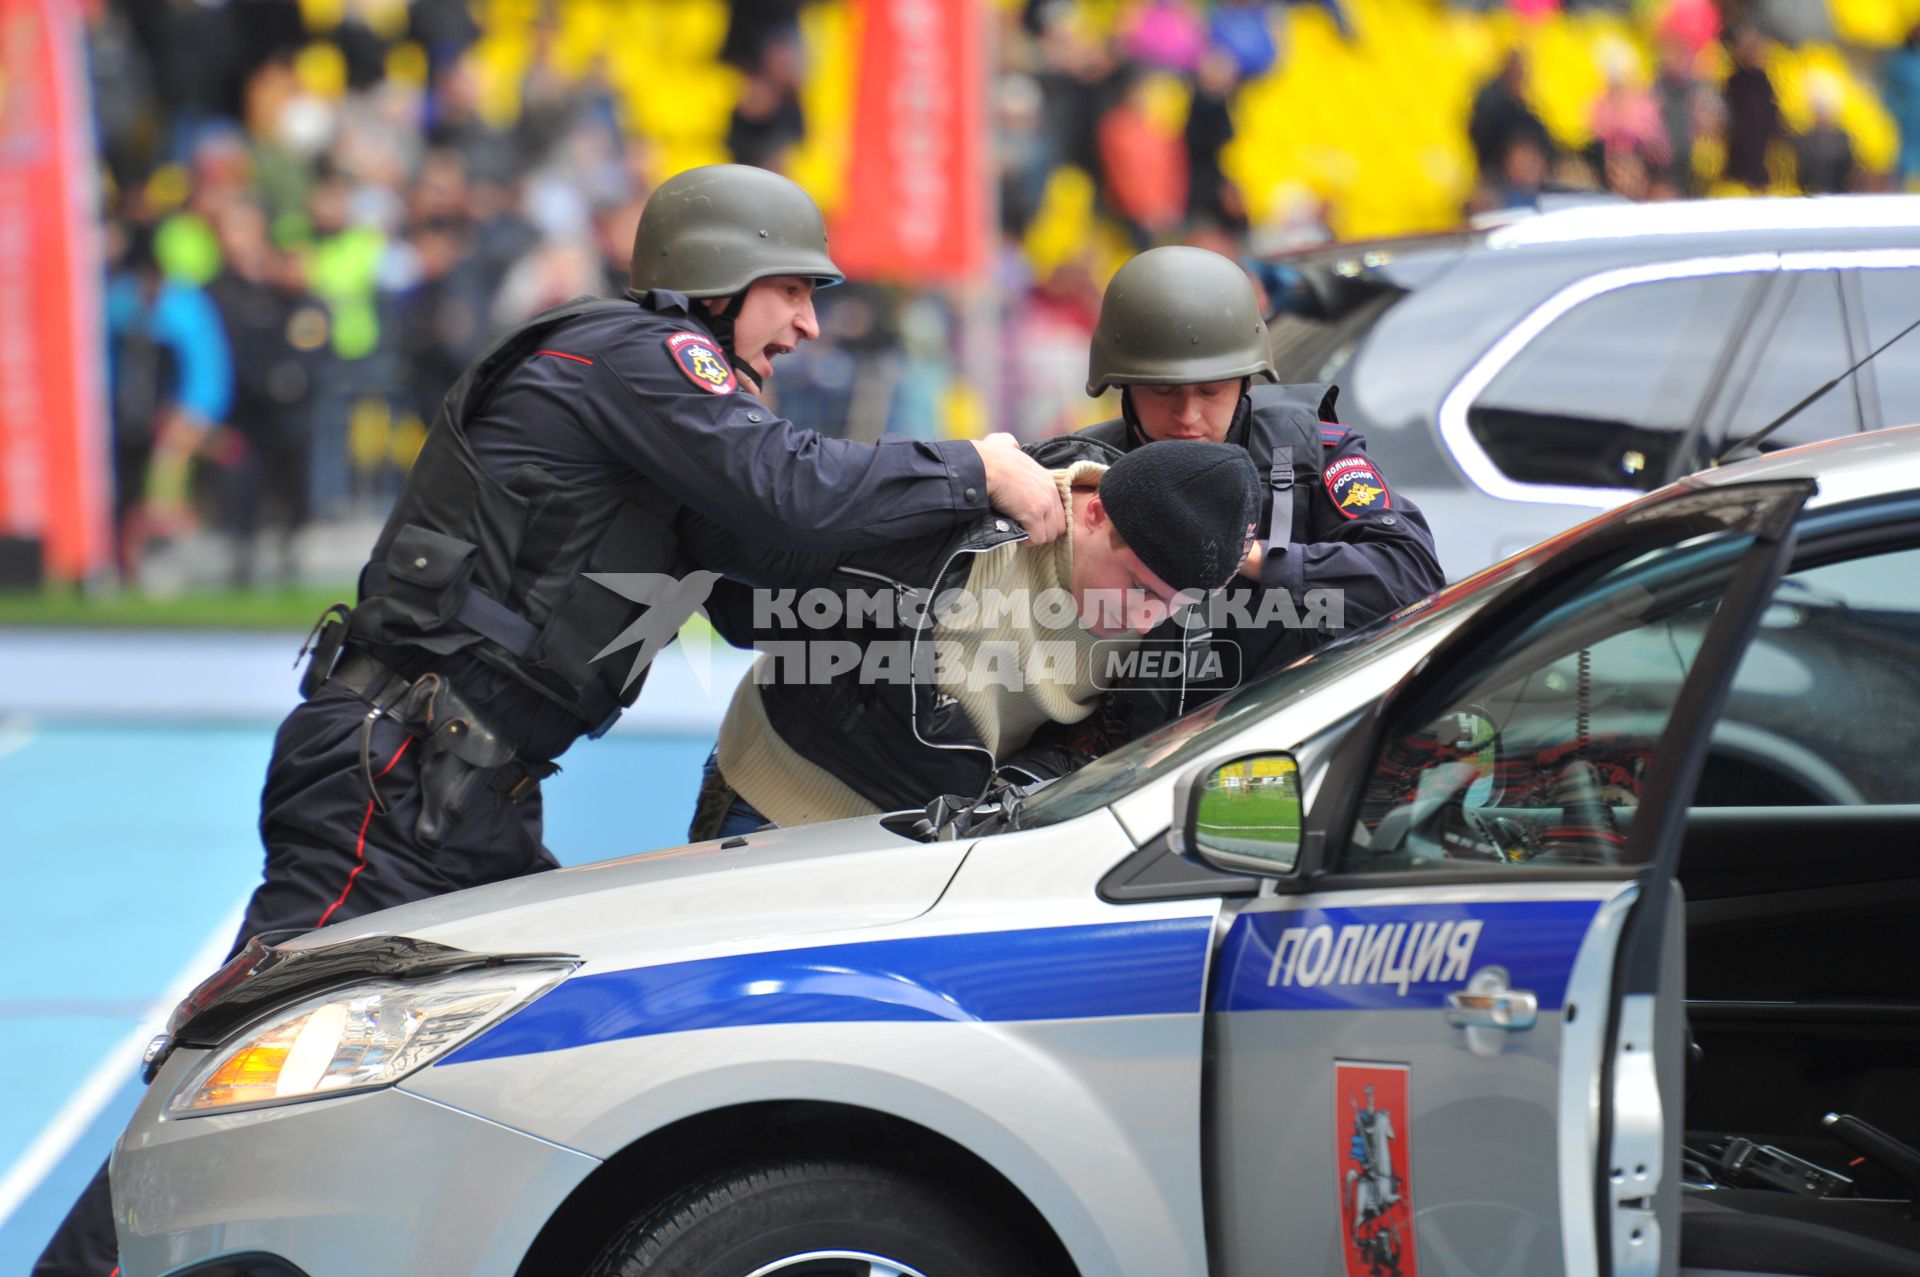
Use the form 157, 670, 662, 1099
0, 714, 711, 1270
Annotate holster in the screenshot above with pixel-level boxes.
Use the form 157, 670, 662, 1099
315, 635, 561, 848
392, 674, 520, 850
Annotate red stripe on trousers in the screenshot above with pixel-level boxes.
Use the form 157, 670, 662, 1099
315, 737, 415, 928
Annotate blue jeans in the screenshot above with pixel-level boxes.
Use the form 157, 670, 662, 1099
690, 750, 772, 841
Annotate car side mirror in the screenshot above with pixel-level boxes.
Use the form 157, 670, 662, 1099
1172, 751, 1303, 876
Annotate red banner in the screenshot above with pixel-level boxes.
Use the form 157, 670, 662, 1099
0, 0, 108, 581
830, 0, 987, 283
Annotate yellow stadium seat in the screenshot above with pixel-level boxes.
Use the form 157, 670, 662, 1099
1024, 166, 1100, 282
1829, 0, 1920, 50
788, 0, 854, 214
293, 41, 349, 100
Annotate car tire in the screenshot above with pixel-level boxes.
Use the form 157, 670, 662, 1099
585, 1158, 1041, 1277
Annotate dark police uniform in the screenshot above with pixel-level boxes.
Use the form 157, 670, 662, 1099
266, 287, 995, 938
31, 287, 996, 1277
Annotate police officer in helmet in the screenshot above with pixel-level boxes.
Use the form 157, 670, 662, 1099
33, 164, 1064, 1277
1078, 245, 1443, 708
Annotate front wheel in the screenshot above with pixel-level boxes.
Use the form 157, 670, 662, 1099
586, 1159, 1040, 1277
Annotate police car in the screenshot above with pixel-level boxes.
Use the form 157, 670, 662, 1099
116, 428, 1920, 1277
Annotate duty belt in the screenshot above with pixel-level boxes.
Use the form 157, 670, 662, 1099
326, 647, 560, 806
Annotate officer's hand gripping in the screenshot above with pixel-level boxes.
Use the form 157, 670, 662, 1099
974, 433, 1065, 545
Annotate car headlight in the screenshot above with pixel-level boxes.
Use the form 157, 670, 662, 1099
168, 963, 571, 1115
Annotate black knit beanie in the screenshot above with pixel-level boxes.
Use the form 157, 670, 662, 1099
1099, 441, 1263, 595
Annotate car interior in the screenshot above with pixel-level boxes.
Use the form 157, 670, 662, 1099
1676, 797, 1920, 1276
1674, 542, 1920, 1277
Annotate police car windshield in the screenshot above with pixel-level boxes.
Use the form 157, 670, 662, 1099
1008, 565, 1533, 831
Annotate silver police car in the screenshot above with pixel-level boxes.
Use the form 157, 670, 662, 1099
116, 427, 1920, 1277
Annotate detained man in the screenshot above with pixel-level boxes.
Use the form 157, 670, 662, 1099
683, 442, 1264, 838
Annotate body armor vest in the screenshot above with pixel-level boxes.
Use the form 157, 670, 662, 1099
348, 296, 683, 749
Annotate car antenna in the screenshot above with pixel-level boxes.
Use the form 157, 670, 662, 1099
1714, 310, 1920, 466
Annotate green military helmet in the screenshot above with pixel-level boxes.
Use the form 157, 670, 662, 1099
1086, 245, 1277, 396
629, 164, 844, 299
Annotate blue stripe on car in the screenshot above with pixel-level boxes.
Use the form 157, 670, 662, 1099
439, 916, 1214, 1066
1211, 899, 1601, 1014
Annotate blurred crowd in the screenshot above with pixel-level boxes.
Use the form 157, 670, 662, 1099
91, 0, 1920, 590
1465, 17, 1886, 213
994, 0, 1919, 437
99, 0, 651, 587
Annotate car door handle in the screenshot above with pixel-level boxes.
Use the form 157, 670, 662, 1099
1445, 989, 1538, 1030
1446, 966, 1539, 1031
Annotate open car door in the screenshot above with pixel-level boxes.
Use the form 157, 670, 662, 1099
1196, 481, 1811, 1277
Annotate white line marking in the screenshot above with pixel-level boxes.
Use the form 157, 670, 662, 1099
0, 714, 37, 762
0, 903, 246, 1230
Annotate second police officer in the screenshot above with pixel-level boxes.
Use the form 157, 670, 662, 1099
1078, 244, 1445, 712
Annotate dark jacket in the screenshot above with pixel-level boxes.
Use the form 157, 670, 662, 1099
683, 436, 1195, 809
1079, 382, 1445, 725
205, 270, 322, 446
1724, 66, 1780, 189
345, 289, 996, 764
1468, 76, 1552, 176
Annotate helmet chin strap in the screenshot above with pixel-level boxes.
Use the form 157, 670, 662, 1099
701, 291, 763, 386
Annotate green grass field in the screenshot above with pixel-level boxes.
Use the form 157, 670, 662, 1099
0, 588, 730, 643
1195, 781, 1302, 857
0, 585, 352, 629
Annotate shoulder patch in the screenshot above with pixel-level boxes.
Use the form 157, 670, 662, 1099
666, 331, 737, 395
1324, 453, 1390, 519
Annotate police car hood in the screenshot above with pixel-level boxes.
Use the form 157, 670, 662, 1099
281, 817, 964, 963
